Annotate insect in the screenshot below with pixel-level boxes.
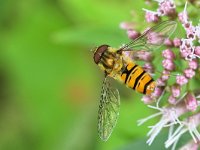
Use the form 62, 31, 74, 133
93, 21, 177, 141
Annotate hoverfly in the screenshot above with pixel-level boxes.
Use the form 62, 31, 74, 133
93, 21, 177, 141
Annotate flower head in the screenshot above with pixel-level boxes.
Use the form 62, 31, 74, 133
158, 0, 176, 16
138, 101, 188, 146
165, 113, 200, 149
121, 1, 200, 149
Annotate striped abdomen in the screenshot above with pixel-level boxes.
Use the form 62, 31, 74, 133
121, 62, 156, 95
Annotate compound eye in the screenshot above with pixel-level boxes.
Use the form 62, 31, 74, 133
93, 45, 109, 64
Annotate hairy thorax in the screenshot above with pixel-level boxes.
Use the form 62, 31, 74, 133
98, 47, 123, 77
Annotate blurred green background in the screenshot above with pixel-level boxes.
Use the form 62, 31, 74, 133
0, 0, 173, 150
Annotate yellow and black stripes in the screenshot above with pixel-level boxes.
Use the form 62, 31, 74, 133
133, 70, 146, 90
143, 78, 154, 95
121, 62, 154, 95
122, 64, 138, 83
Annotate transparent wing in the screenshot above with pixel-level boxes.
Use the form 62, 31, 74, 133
120, 20, 177, 51
98, 77, 120, 141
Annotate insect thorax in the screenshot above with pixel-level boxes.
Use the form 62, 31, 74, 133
98, 47, 123, 75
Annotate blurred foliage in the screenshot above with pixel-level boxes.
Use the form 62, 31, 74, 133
0, 0, 189, 150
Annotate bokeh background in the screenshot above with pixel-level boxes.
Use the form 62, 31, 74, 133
0, 0, 178, 150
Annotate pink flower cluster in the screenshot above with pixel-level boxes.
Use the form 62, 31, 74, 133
121, 0, 200, 149
178, 2, 200, 61
143, 0, 176, 23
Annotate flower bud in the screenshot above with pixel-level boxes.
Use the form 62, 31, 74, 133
134, 50, 153, 61
194, 46, 200, 57
173, 38, 181, 47
164, 39, 173, 47
180, 47, 192, 58
158, 1, 176, 16
143, 63, 154, 73
127, 29, 140, 40
151, 87, 163, 98
120, 22, 135, 30
178, 12, 188, 24
161, 70, 170, 81
162, 49, 175, 59
144, 11, 159, 23
176, 75, 188, 85
142, 95, 154, 104
171, 84, 181, 98
188, 60, 198, 70
185, 92, 198, 111
168, 95, 176, 105
184, 68, 195, 79
156, 78, 166, 87
162, 59, 175, 71
186, 25, 196, 39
